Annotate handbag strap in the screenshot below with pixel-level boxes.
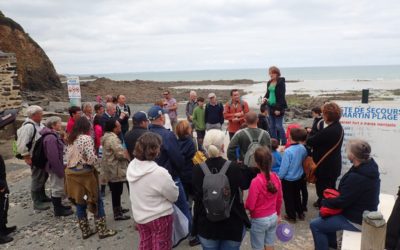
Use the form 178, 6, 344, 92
315, 129, 344, 168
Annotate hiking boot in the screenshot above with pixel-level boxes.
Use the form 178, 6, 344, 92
113, 207, 130, 221
52, 197, 73, 217
39, 190, 52, 203
78, 218, 96, 240
0, 226, 17, 235
95, 217, 117, 239
32, 191, 50, 211
0, 234, 13, 244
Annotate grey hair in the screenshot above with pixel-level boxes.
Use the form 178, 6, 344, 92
347, 139, 372, 163
26, 105, 43, 118
45, 116, 62, 129
203, 129, 225, 158
106, 102, 116, 111
190, 90, 197, 96
82, 102, 93, 112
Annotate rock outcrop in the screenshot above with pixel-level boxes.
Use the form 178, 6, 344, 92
0, 11, 61, 90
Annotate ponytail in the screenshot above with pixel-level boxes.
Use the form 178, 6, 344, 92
265, 171, 277, 194
254, 147, 277, 194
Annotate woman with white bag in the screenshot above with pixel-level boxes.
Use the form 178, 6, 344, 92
127, 132, 179, 250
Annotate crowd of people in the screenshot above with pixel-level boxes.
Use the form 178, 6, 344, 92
0, 66, 394, 250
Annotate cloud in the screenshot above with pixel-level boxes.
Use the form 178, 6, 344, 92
1, 0, 400, 74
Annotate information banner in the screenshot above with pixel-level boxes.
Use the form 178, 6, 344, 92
67, 76, 81, 107
339, 102, 400, 194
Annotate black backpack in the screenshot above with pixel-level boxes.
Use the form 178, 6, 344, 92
31, 133, 57, 169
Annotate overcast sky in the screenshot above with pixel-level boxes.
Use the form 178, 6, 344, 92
1, 0, 400, 74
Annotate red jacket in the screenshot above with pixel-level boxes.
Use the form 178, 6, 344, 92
223, 100, 249, 133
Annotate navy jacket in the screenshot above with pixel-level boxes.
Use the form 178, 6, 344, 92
322, 158, 380, 224
205, 102, 224, 125
264, 77, 288, 116
149, 124, 184, 179
178, 136, 196, 185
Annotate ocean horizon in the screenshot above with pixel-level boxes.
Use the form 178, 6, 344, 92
79, 65, 400, 82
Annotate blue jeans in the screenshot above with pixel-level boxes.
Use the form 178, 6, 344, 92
250, 213, 278, 249
310, 215, 360, 250
174, 178, 192, 231
76, 196, 106, 219
268, 109, 286, 145
199, 227, 246, 250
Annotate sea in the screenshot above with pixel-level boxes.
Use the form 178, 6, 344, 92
95, 65, 400, 82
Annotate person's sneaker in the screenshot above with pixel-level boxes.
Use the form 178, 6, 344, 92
0, 234, 13, 244
121, 207, 129, 214
298, 213, 306, 221
0, 226, 17, 235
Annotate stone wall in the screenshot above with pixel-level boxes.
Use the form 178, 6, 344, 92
0, 51, 21, 112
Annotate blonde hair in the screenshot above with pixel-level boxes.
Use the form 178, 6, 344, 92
203, 129, 225, 158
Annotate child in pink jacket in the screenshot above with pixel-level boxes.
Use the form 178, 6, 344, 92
245, 147, 283, 250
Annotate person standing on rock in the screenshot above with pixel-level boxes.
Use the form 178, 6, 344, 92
41, 116, 74, 217
66, 106, 82, 135
263, 66, 288, 145
0, 154, 16, 244
205, 93, 224, 131
65, 117, 116, 240
224, 89, 250, 140
116, 95, 131, 137
163, 90, 178, 132
16, 105, 51, 211
186, 90, 198, 127
101, 119, 130, 221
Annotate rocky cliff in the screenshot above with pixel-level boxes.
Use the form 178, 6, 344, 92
0, 11, 61, 90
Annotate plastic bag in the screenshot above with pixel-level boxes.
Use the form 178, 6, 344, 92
172, 204, 189, 248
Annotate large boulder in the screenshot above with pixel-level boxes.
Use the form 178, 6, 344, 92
0, 11, 61, 90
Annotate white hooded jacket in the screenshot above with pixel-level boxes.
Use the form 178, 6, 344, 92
127, 158, 179, 224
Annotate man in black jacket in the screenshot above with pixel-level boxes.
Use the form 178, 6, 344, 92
124, 111, 149, 160
0, 155, 16, 244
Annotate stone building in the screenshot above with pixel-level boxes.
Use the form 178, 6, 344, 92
0, 50, 22, 112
